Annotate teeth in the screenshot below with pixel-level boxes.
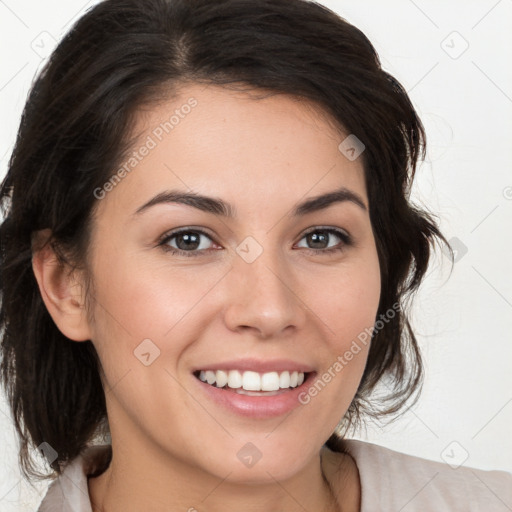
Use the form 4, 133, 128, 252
197, 369, 306, 391
261, 372, 280, 391
243, 371, 261, 391
228, 370, 242, 389
279, 371, 290, 388
216, 370, 229, 388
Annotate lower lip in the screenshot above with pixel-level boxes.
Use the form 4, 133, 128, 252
193, 373, 316, 418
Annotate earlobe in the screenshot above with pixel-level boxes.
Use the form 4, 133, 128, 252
31, 230, 92, 342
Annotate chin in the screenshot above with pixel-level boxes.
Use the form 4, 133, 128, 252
197, 436, 317, 484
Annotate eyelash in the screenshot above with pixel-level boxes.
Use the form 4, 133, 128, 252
157, 227, 353, 258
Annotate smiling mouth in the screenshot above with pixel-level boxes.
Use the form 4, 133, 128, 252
193, 369, 310, 396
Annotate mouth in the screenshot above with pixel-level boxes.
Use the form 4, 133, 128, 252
190, 358, 316, 417
193, 369, 311, 396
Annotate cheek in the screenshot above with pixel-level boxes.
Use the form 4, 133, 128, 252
88, 230, 380, 381
306, 251, 380, 399
87, 245, 226, 371
315, 255, 381, 346
301, 264, 380, 430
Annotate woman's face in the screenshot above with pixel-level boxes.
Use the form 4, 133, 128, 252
85, 83, 381, 482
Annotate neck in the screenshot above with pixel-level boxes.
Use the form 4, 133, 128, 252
88, 437, 357, 512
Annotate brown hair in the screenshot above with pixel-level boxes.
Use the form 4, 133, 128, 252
0, 0, 452, 480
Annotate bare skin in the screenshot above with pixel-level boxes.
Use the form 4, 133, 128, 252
33, 82, 380, 511
86, 444, 361, 511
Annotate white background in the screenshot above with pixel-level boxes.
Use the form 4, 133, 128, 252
1, 0, 511, 510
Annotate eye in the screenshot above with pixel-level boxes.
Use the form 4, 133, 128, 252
158, 228, 218, 257
158, 226, 353, 258
295, 227, 352, 254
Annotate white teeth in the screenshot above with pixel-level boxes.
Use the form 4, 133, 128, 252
242, 371, 261, 391
216, 370, 229, 388
197, 369, 306, 391
227, 370, 242, 389
261, 372, 280, 391
205, 370, 216, 385
279, 371, 290, 388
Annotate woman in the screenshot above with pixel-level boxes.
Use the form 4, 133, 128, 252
0, 0, 510, 511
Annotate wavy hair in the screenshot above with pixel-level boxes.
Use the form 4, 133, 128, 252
0, 0, 452, 480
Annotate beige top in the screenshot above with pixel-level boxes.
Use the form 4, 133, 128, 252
37, 439, 512, 511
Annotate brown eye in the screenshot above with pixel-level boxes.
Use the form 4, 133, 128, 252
296, 228, 352, 254
159, 229, 217, 257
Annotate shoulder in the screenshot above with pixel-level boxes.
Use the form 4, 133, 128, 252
37, 444, 112, 512
326, 438, 512, 512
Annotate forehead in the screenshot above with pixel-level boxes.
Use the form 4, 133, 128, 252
94, 83, 368, 221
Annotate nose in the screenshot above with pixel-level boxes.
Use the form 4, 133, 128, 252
222, 242, 306, 339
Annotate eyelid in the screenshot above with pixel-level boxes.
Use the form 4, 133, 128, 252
158, 225, 353, 256
299, 225, 350, 239
294, 226, 353, 253
157, 226, 219, 248
159, 225, 212, 238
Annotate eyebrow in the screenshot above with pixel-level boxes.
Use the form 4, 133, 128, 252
132, 186, 367, 219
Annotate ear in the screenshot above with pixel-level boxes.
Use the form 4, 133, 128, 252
31, 229, 92, 342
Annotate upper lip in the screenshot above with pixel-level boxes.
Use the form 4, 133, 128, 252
192, 358, 315, 374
